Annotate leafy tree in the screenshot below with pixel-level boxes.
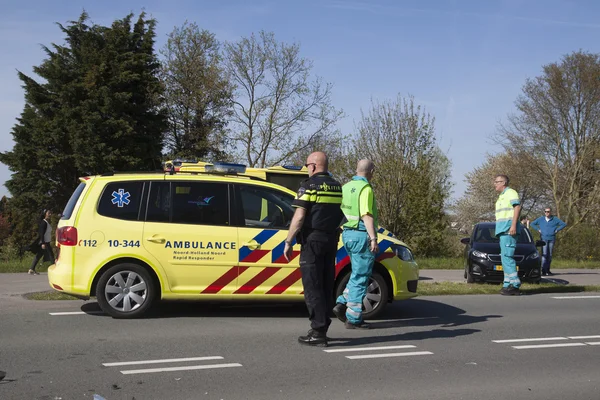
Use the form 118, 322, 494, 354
0, 12, 166, 247
223, 31, 343, 167
452, 151, 549, 232
346, 95, 452, 256
159, 21, 232, 160
498, 51, 600, 230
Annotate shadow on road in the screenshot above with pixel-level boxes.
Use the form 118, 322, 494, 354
80, 297, 500, 339
81, 300, 312, 319
325, 327, 481, 347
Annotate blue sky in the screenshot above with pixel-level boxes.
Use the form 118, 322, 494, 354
1, 0, 599, 201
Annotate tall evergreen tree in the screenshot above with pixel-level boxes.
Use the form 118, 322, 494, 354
0, 12, 166, 247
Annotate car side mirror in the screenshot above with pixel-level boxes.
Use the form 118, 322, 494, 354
536, 240, 546, 247
460, 237, 470, 245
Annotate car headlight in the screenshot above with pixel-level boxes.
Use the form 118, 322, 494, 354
390, 244, 414, 261
527, 252, 540, 260
472, 250, 487, 259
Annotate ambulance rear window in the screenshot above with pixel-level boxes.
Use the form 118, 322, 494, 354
61, 182, 86, 220
266, 173, 306, 192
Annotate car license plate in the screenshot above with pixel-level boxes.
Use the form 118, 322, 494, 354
495, 265, 519, 271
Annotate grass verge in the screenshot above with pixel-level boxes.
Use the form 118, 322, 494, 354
0, 258, 51, 273
419, 281, 600, 296
25, 290, 80, 300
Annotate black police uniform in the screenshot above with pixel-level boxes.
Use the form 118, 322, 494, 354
292, 172, 344, 335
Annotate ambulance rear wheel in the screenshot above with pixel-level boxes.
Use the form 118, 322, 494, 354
96, 263, 156, 319
334, 271, 389, 320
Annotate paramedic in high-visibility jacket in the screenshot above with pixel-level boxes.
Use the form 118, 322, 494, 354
333, 159, 379, 329
494, 174, 522, 295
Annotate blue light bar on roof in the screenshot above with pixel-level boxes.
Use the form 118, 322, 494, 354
282, 165, 303, 170
205, 162, 247, 174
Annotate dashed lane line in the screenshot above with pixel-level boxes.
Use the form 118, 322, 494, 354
49, 311, 104, 316
346, 352, 434, 360
568, 335, 600, 340
120, 363, 243, 375
323, 345, 416, 353
102, 356, 224, 367
323, 344, 434, 360
512, 343, 588, 350
492, 337, 568, 343
103, 356, 243, 375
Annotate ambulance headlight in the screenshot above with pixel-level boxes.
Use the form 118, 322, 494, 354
390, 244, 413, 261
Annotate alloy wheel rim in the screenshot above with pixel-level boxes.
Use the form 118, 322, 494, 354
104, 270, 148, 312
363, 278, 381, 312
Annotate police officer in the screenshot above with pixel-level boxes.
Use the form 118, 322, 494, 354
332, 159, 378, 329
284, 151, 343, 347
494, 174, 522, 295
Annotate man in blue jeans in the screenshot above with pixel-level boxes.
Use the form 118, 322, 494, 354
494, 174, 522, 296
531, 207, 567, 276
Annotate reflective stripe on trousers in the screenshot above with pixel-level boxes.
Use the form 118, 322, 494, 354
499, 233, 520, 288
336, 229, 375, 324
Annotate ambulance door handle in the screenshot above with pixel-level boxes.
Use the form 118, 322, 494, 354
242, 240, 261, 249
146, 235, 166, 244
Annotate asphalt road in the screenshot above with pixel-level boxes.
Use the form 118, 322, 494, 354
1, 288, 599, 400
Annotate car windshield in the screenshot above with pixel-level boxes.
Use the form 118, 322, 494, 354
473, 226, 532, 244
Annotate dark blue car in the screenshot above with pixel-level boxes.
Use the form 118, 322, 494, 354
460, 222, 545, 284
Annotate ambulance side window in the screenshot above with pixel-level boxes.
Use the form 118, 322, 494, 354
146, 182, 171, 223
171, 182, 229, 226
97, 182, 144, 221
239, 186, 294, 229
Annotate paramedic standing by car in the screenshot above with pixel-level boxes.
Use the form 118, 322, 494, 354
332, 159, 378, 329
530, 207, 567, 276
284, 151, 343, 347
494, 175, 522, 295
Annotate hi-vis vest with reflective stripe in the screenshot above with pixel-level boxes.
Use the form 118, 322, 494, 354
341, 179, 378, 229
495, 187, 519, 223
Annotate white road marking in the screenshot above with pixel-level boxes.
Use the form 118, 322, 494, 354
568, 335, 600, 340
585, 342, 600, 346
346, 351, 433, 360
324, 345, 416, 353
552, 296, 600, 299
120, 363, 243, 375
512, 343, 587, 350
493, 337, 567, 343
49, 311, 104, 316
103, 356, 223, 367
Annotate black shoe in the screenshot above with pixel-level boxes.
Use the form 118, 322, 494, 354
298, 329, 328, 347
500, 286, 520, 296
542, 271, 548, 276
345, 321, 371, 330
546, 271, 554, 276
332, 303, 347, 323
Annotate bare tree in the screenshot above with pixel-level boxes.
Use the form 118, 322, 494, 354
160, 21, 232, 160
498, 51, 600, 230
223, 31, 343, 167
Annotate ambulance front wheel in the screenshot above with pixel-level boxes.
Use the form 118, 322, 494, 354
334, 271, 389, 320
96, 263, 156, 319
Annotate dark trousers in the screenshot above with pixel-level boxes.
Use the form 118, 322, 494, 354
30, 244, 54, 271
299, 234, 338, 332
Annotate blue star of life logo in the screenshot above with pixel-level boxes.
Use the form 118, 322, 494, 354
111, 189, 131, 208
